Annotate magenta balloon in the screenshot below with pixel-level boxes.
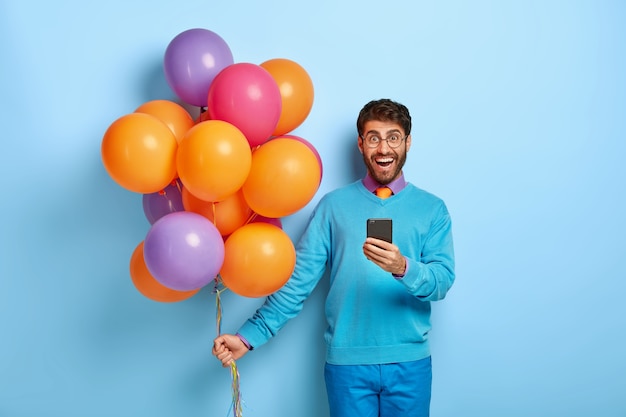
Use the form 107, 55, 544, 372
207, 63, 282, 147
143, 212, 225, 291
142, 181, 184, 224
164, 28, 234, 107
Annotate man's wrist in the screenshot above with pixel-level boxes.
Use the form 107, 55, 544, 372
392, 257, 408, 279
236, 333, 253, 350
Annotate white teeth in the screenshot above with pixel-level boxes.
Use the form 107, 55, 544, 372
376, 158, 393, 163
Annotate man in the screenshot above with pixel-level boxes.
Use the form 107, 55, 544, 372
213, 99, 455, 416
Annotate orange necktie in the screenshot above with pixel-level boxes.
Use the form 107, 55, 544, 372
375, 186, 393, 199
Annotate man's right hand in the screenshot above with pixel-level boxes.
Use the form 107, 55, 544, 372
212, 334, 250, 367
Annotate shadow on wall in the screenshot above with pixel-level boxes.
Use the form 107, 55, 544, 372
138, 57, 180, 105
345, 130, 365, 182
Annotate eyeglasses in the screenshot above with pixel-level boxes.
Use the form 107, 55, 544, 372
360, 133, 406, 149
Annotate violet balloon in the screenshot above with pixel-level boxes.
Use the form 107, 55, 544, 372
142, 180, 184, 224
143, 212, 225, 291
164, 28, 234, 107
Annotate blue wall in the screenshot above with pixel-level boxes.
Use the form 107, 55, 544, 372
1, 1, 625, 416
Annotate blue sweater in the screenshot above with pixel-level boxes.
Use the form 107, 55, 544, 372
238, 179, 455, 365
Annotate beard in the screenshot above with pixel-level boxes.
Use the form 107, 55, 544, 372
363, 148, 407, 185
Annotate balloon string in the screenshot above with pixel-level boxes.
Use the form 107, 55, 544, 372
230, 361, 243, 417
244, 212, 258, 225
215, 278, 224, 336
214, 276, 244, 417
173, 178, 182, 193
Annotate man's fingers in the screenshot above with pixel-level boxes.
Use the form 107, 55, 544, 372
217, 350, 233, 367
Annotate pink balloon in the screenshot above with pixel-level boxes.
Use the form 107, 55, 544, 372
207, 63, 282, 148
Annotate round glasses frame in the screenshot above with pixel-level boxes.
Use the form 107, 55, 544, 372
360, 134, 407, 149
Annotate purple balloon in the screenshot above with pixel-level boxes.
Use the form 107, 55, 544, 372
164, 28, 234, 107
142, 181, 184, 224
143, 212, 225, 291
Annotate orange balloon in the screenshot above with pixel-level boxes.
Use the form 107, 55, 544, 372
220, 223, 295, 297
260, 58, 314, 136
177, 120, 252, 202
130, 241, 199, 302
101, 113, 178, 194
134, 100, 194, 143
182, 187, 253, 236
242, 137, 321, 218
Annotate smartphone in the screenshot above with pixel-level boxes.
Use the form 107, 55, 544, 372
367, 218, 392, 243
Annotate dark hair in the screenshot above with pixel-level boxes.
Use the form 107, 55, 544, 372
356, 99, 412, 137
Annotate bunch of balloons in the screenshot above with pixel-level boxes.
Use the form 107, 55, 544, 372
101, 28, 321, 302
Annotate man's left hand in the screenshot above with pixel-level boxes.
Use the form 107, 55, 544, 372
363, 238, 406, 276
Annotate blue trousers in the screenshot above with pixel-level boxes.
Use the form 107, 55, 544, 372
324, 357, 432, 417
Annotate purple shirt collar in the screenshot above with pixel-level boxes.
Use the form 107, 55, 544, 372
362, 173, 407, 195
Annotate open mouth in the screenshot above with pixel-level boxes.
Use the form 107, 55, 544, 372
375, 156, 394, 168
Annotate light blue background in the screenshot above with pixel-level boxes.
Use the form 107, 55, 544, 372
1, 1, 625, 416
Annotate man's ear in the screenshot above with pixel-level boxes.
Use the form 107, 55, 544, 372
357, 136, 364, 154
405, 134, 412, 152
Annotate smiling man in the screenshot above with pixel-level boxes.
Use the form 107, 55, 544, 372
213, 99, 456, 417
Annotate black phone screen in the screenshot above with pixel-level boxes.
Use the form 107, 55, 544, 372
367, 218, 392, 243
